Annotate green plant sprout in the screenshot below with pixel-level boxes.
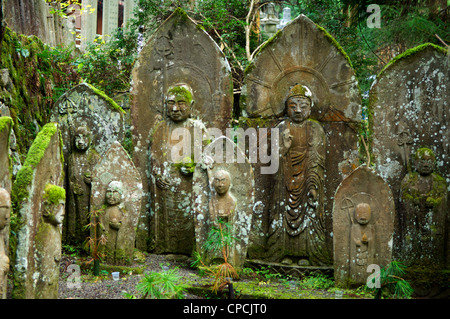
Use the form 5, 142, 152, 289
135, 267, 185, 299
83, 208, 107, 276
369, 261, 414, 299
192, 219, 239, 296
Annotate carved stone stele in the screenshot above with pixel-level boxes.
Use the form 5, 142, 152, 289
12, 123, 65, 299
91, 141, 143, 265
333, 166, 395, 286
193, 136, 254, 270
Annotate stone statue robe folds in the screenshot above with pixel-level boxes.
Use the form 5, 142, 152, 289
267, 119, 329, 265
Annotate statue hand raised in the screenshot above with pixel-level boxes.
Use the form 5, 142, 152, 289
280, 128, 292, 155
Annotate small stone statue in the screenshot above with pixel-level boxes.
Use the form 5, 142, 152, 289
333, 166, 395, 287
67, 126, 100, 244
209, 170, 237, 225
90, 141, 144, 265
34, 184, 65, 299
0, 188, 10, 299
400, 148, 447, 266
102, 181, 125, 263
350, 203, 374, 283
105, 181, 124, 230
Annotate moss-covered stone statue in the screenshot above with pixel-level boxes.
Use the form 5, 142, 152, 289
90, 141, 143, 265
34, 184, 65, 299
12, 122, 65, 299
149, 84, 209, 255
66, 126, 100, 245
209, 170, 237, 225
400, 148, 447, 266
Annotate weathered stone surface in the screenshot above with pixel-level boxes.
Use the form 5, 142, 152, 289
333, 166, 395, 286
193, 136, 254, 270
148, 84, 209, 255
51, 83, 125, 244
0, 188, 10, 299
369, 44, 450, 263
241, 14, 360, 120
0, 116, 12, 299
0, 107, 21, 176
263, 85, 329, 266
0, 116, 12, 192
65, 126, 101, 244
12, 123, 65, 299
399, 148, 447, 267
130, 8, 233, 250
241, 14, 361, 263
51, 83, 125, 159
90, 141, 143, 264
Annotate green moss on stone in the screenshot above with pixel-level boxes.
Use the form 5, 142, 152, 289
0, 116, 13, 133
12, 122, 58, 208
43, 184, 66, 205
378, 43, 447, 78
172, 7, 190, 23
86, 83, 126, 114
315, 23, 353, 69
249, 29, 284, 65
414, 147, 435, 160
167, 85, 193, 104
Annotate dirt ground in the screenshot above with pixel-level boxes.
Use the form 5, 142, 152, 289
56, 253, 204, 299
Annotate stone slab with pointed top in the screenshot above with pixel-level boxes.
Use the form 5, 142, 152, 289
193, 136, 254, 270
241, 15, 361, 262
51, 83, 125, 244
12, 123, 65, 299
333, 166, 395, 286
369, 44, 450, 263
130, 8, 233, 250
90, 141, 144, 264
51, 82, 125, 159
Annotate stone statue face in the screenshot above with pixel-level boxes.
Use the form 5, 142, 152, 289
213, 170, 231, 195
106, 181, 123, 206
166, 85, 193, 122
54, 203, 65, 225
416, 153, 435, 176
354, 203, 371, 225
167, 95, 191, 122
74, 128, 90, 151
43, 202, 65, 226
286, 96, 311, 123
0, 189, 10, 230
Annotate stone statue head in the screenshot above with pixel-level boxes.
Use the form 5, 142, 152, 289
212, 170, 231, 195
166, 84, 194, 122
354, 203, 371, 225
285, 84, 313, 123
414, 148, 435, 176
0, 188, 10, 231
74, 126, 91, 151
106, 181, 124, 206
42, 184, 65, 226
